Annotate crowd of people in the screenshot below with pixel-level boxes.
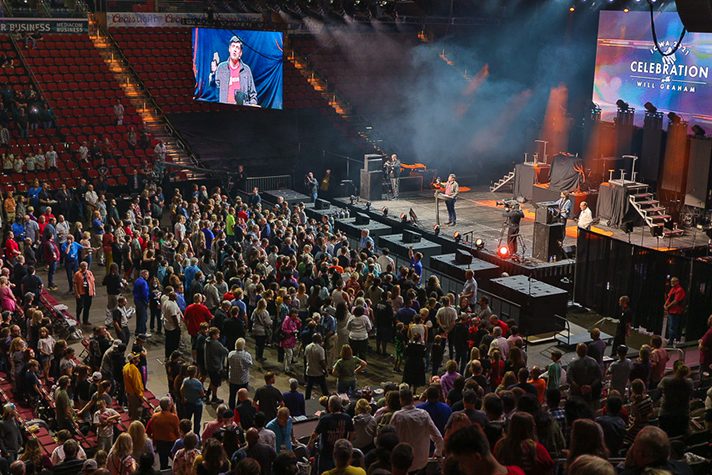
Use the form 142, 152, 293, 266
0, 174, 708, 475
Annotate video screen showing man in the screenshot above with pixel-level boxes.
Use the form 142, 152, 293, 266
193, 28, 283, 110
209, 36, 258, 106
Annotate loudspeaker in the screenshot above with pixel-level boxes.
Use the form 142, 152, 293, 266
402, 229, 421, 243
355, 213, 370, 225
364, 154, 384, 172
314, 198, 330, 210
455, 249, 473, 265
359, 170, 382, 201
684, 137, 712, 209
675, 0, 712, 32
532, 222, 565, 261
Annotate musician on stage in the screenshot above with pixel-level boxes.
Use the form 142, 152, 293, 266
386, 153, 401, 199
504, 202, 524, 254
443, 174, 459, 226
557, 191, 572, 226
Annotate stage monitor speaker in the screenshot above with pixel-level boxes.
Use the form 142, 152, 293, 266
532, 222, 565, 262
675, 0, 712, 32
314, 198, 330, 210
402, 229, 421, 243
355, 213, 370, 225
359, 170, 382, 201
455, 249, 473, 265
684, 137, 712, 209
364, 154, 384, 172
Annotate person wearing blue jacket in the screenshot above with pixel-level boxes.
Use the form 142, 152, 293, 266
133, 269, 150, 337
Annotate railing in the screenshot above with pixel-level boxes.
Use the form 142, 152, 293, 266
99, 27, 203, 170
245, 174, 293, 192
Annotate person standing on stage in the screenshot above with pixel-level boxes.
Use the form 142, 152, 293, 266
387, 154, 401, 199
444, 174, 459, 226
664, 276, 686, 343
611, 295, 632, 356
577, 202, 593, 230
305, 171, 319, 203
557, 191, 572, 226
504, 202, 524, 254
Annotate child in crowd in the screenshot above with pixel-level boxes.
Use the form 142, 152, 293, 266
393, 322, 406, 373
546, 350, 562, 390
431, 334, 445, 376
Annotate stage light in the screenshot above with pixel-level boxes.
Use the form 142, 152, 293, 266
409, 208, 419, 224
454, 232, 461, 244
569, 6, 575, 12
382, 207, 388, 217
623, 8, 629, 12
474, 238, 485, 250
616, 99, 629, 112
433, 225, 440, 236
667, 112, 681, 124
692, 125, 706, 137
643, 102, 657, 114
497, 245, 511, 259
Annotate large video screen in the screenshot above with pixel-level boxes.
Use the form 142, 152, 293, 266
192, 28, 283, 109
593, 11, 712, 126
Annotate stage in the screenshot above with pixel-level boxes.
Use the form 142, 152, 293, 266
336, 187, 707, 255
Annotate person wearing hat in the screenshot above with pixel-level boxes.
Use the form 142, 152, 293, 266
122, 352, 145, 420
209, 35, 258, 106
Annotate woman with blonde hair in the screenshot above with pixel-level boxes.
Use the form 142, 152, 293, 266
250, 297, 271, 362
566, 455, 615, 475
497, 371, 518, 393
127, 420, 154, 462
107, 433, 137, 475
351, 398, 375, 451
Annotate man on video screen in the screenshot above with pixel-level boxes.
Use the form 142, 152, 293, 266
209, 35, 258, 106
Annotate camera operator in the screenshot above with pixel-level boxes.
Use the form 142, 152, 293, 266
503, 201, 525, 254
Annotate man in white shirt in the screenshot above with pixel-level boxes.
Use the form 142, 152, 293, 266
46, 145, 58, 169
461, 269, 478, 309
24, 154, 35, 172
161, 291, 182, 358
578, 201, 593, 230
376, 248, 395, 274
78, 141, 89, 163
390, 387, 443, 471
56, 215, 70, 244
85, 184, 99, 218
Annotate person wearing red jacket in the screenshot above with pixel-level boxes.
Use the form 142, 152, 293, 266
185, 293, 212, 343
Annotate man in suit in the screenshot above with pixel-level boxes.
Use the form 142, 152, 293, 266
209, 36, 258, 106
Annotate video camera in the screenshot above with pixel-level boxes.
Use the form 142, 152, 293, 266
496, 199, 519, 208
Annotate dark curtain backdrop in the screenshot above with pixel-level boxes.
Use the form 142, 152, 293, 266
575, 229, 710, 340
192, 28, 283, 109
549, 154, 583, 191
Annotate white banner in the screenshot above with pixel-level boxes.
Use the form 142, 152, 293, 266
106, 12, 262, 28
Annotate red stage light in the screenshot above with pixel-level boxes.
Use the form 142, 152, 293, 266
498, 246, 511, 259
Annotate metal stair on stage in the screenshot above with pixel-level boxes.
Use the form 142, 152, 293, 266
490, 169, 515, 192
627, 185, 683, 239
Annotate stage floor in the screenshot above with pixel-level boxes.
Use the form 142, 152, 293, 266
338, 187, 707, 257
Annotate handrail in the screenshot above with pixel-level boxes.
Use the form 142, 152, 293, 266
99, 26, 203, 170
7, 35, 64, 140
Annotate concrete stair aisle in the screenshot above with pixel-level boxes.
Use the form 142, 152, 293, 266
285, 46, 384, 154
89, 26, 205, 180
